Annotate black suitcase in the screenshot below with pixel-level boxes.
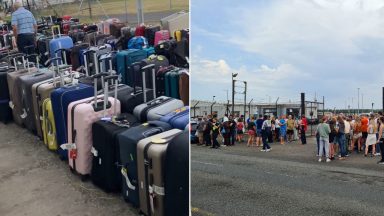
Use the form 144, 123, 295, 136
91, 113, 140, 192
164, 131, 189, 216
0, 64, 15, 124
144, 26, 160, 47
70, 43, 89, 70
19, 68, 53, 133
117, 121, 172, 207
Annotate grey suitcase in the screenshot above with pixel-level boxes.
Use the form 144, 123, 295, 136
137, 129, 183, 216
133, 96, 184, 123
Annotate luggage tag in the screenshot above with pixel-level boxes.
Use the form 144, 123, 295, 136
91, 147, 98, 157
69, 148, 77, 159
20, 109, 27, 119
60, 143, 76, 150
8, 101, 14, 109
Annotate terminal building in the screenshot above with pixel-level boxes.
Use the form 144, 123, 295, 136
191, 99, 322, 120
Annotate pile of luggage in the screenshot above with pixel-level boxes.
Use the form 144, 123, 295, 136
0, 12, 189, 216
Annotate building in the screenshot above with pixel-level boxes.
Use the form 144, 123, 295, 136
191, 99, 321, 120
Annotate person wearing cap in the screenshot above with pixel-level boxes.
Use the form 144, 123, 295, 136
11, 0, 37, 54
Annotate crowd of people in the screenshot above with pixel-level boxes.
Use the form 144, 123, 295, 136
194, 113, 309, 151
316, 112, 384, 164
194, 111, 384, 165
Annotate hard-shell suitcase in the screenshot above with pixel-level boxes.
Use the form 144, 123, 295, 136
49, 26, 74, 63
160, 11, 187, 33
154, 30, 170, 46
32, 67, 72, 139
7, 57, 38, 126
133, 96, 184, 123
110, 22, 126, 38
164, 69, 180, 99
179, 70, 189, 105
42, 98, 58, 150
51, 83, 94, 159
66, 75, 121, 177
116, 49, 147, 85
144, 26, 161, 47
91, 113, 140, 192
137, 129, 183, 216
19, 68, 54, 133
117, 121, 172, 207
139, 55, 169, 91
0, 64, 15, 100
159, 106, 189, 130
167, 12, 189, 36
164, 131, 189, 216
0, 99, 12, 123
103, 18, 121, 35
70, 43, 89, 70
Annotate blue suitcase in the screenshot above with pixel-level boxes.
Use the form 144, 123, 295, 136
49, 25, 74, 64
50, 84, 94, 159
159, 106, 189, 130
116, 49, 147, 85
143, 47, 155, 56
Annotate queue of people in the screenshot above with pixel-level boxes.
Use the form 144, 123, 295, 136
194, 113, 308, 152
316, 112, 384, 164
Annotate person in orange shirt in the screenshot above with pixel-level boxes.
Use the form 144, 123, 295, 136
351, 116, 362, 153
361, 114, 369, 152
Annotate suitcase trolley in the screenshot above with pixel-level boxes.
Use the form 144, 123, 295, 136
65, 73, 120, 179
137, 129, 183, 216
117, 121, 172, 207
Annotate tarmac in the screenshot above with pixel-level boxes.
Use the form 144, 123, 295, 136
191, 136, 384, 216
0, 122, 139, 216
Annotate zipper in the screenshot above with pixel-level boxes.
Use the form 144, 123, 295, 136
140, 98, 174, 122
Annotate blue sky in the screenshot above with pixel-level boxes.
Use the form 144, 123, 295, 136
191, 0, 384, 109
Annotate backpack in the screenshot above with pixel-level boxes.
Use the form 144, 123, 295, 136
127, 36, 148, 49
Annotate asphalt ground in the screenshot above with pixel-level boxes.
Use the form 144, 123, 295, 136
191, 135, 384, 216
0, 122, 140, 216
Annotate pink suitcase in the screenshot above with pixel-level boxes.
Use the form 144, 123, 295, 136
66, 74, 121, 178
154, 30, 170, 46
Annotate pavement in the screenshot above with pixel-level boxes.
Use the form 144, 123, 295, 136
191, 136, 384, 216
0, 122, 139, 216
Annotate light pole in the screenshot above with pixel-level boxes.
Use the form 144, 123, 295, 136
248, 98, 253, 120
231, 73, 238, 116
372, 103, 374, 113
243, 81, 247, 121
211, 96, 216, 116
275, 97, 280, 117
357, 88, 360, 115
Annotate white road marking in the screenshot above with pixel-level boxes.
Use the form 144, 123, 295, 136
192, 160, 223, 167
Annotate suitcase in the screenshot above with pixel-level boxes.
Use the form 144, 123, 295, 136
66, 74, 121, 177
37, 36, 52, 67
49, 25, 74, 64
103, 18, 121, 35
143, 47, 155, 57
42, 98, 58, 150
7, 57, 38, 126
167, 12, 189, 36
137, 129, 183, 216
128, 36, 149, 50
0, 99, 12, 123
139, 55, 169, 92
19, 68, 54, 133
164, 69, 180, 99
160, 11, 187, 32
159, 106, 189, 130
154, 30, 170, 46
70, 43, 89, 70
117, 121, 172, 207
51, 83, 94, 159
144, 26, 161, 47
110, 22, 126, 38
91, 113, 140, 192
116, 49, 147, 85
32, 67, 72, 139
164, 131, 189, 216
135, 25, 146, 36
133, 96, 184, 123
179, 70, 189, 105
0, 63, 15, 100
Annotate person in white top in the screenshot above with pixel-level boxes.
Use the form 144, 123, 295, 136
344, 116, 351, 155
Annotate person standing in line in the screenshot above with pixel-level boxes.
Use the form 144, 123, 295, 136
275, 117, 280, 142
236, 118, 244, 142
196, 117, 206, 145
279, 115, 287, 145
287, 115, 295, 142
203, 117, 212, 146
300, 115, 308, 145
247, 117, 256, 147
328, 117, 337, 160
351, 117, 362, 153
294, 116, 300, 141
344, 116, 351, 156
211, 118, 221, 149
270, 116, 276, 143
361, 114, 369, 152
317, 116, 331, 162
364, 115, 377, 157
229, 115, 237, 146
336, 116, 347, 160
261, 115, 272, 152
375, 112, 383, 156
222, 120, 231, 146
255, 115, 264, 147
376, 117, 384, 164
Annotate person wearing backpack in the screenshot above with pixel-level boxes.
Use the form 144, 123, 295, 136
317, 116, 331, 162
236, 118, 244, 142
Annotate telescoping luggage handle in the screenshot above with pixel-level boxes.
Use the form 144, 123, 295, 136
91, 72, 109, 110
104, 75, 119, 117
54, 48, 69, 66
8, 53, 26, 71
141, 64, 157, 103
98, 51, 116, 75
48, 57, 72, 87
51, 25, 61, 39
